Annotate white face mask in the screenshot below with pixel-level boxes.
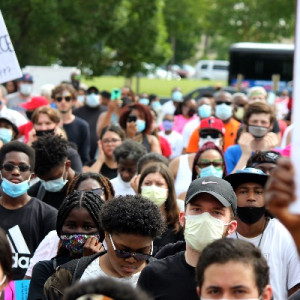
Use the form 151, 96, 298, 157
141, 185, 168, 207
198, 136, 221, 149
20, 83, 32, 95
184, 212, 230, 252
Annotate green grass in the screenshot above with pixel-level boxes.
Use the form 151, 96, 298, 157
82, 76, 226, 97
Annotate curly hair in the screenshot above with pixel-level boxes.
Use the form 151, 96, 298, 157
138, 163, 180, 233
100, 195, 165, 238
113, 140, 147, 163
32, 135, 68, 176
56, 191, 105, 241
246, 150, 281, 168
119, 103, 153, 134
0, 141, 35, 168
192, 142, 227, 180
67, 172, 115, 201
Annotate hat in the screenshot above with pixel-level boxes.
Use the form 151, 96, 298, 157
20, 73, 33, 83
0, 116, 19, 136
21, 96, 49, 110
185, 176, 237, 214
200, 117, 225, 135
225, 168, 268, 191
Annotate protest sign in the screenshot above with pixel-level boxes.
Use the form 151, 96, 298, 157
0, 10, 22, 84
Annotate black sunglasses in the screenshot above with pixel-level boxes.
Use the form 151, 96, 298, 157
200, 132, 220, 139
109, 234, 152, 261
55, 96, 72, 102
1, 163, 31, 172
216, 101, 232, 106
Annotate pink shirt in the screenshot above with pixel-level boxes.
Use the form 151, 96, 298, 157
173, 114, 198, 134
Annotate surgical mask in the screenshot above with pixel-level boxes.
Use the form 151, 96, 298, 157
141, 185, 168, 207
248, 125, 269, 138
199, 165, 223, 178
199, 136, 221, 148
235, 107, 244, 120
77, 95, 85, 103
1, 176, 31, 198
198, 104, 212, 119
20, 83, 32, 96
86, 93, 100, 107
151, 101, 161, 109
172, 91, 183, 102
40, 169, 68, 192
139, 98, 150, 106
215, 103, 233, 121
60, 233, 100, 256
184, 212, 229, 252
162, 120, 174, 131
0, 128, 13, 143
36, 128, 55, 137
136, 119, 146, 133
237, 207, 266, 224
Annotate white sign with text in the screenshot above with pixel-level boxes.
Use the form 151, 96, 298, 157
0, 10, 22, 84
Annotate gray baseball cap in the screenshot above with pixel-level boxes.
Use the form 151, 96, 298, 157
185, 176, 237, 214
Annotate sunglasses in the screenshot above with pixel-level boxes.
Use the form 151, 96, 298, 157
109, 234, 152, 261
91, 188, 104, 197
1, 163, 31, 172
55, 96, 72, 102
216, 101, 232, 106
198, 159, 223, 169
200, 132, 220, 139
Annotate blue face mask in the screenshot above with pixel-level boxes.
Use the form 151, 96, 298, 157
139, 98, 150, 106
136, 119, 146, 133
0, 128, 13, 143
162, 120, 174, 131
215, 103, 233, 121
40, 167, 68, 192
198, 104, 212, 119
1, 176, 31, 198
77, 95, 85, 103
151, 101, 161, 109
199, 165, 223, 178
20, 83, 32, 96
86, 93, 100, 107
172, 91, 183, 102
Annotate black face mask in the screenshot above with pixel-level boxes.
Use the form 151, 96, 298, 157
237, 206, 266, 224
188, 108, 196, 117
36, 128, 55, 137
26, 110, 33, 120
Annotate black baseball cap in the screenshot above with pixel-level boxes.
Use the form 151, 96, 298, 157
185, 176, 237, 215
225, 168, 268, 190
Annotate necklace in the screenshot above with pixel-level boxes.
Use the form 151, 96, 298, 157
235, 217, 269, 248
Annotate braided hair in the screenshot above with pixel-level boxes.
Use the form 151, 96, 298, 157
67, 172, 115, 201
56, 191, 105, 242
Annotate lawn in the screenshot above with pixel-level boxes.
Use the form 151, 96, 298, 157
82, 76, 226, 97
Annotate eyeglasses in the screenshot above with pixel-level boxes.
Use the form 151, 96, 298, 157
91, 188, 104, 197
198, 159, 223, 169
109, 234, 152, 261
216, 101, 232, 106
102, 138, 121, 144
200, 132, 220, 139
1, 163, 31, 172
55, 96, 72, 102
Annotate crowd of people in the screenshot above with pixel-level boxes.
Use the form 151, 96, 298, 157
0, 73, 299, 300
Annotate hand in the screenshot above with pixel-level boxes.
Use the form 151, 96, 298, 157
83, 236, 105, 256
130, 174, 141, 194
108, 99, 119, 112
97, 140, 106, 162
126, 121, 137, 138
265, 157, 299, 231
28, 128, 37, 145
257, 132, 279, 150
238, 132, 254, 156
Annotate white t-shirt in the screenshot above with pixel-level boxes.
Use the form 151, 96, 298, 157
159, 130, 183, 159
110, 174, 135, 196
182, 118, 200, 148
80, 257, 140, 287
229, 218, 300, 300
161, 100, 176, 116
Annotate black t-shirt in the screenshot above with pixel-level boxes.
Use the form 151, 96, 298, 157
84, 161, 117, 180
63, 116, 91, 165
28, 181, 69, 210
0, 197, 57, 279
67, 146, 82, 173
73, 105, 107, 159
138, 251, 198, 300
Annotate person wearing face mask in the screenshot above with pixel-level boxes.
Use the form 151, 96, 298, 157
138, 163, 184, 255
232, 92, 248, 122
162, 87, 184, 116
225, 101, 279, 174
74, 86, 107, 160
159, 114, 183, 159
0, 141, 57, 280
138, 176, 237, 300
28, 191, 105, 300
0, 115, 20, 150
225, 168, 300, 300
6, 73, 34, 116
28, 135, 76, 209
